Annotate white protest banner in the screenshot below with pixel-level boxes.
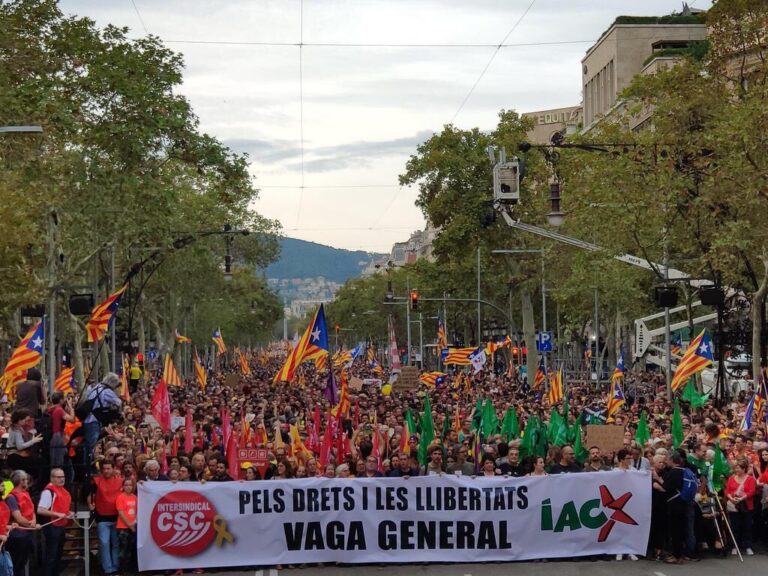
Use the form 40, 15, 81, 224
138, 471, 650, 571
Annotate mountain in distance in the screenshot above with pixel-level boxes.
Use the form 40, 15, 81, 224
266, 237, 385, 284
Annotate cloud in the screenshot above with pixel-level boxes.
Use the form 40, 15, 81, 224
280, 129, 434, 173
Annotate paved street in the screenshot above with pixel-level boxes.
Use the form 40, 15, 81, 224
61, 556, 764, 576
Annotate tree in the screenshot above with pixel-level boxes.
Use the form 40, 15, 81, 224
0, 0, 281, 383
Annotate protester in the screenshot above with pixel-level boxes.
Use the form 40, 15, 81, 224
82, 373, 122, 467
88, 461, 122, 576
5, 410, 44, 488
725, 457, 756, 556
116, 477, 138, 573
5, 471, 38, 576
36, 468, 73, 576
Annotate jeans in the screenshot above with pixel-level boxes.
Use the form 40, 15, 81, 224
42, 525, 66, 576
83, 420, 101, 470
118, 528, 137, 572
685, 500, 696, 555
5, 535, 32, 576
97, 521, 120, 574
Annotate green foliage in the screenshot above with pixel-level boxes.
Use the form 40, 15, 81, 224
0, 0, 281, 349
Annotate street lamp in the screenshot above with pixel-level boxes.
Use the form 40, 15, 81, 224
0, 125, 43, 133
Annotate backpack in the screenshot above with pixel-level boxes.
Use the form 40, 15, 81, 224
75, 384, 121, 425
74, 387, 96, 422
679, 467, 698, 503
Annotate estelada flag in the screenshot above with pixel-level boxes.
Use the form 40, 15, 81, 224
3, 321, 45, 387
86, 285, 126, 343
274, 304, 329, 382
671, 330, 713, 392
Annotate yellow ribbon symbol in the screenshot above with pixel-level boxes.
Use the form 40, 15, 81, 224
213, 515, 235, 547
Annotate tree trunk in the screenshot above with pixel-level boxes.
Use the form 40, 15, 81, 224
521, 288, 536, 385
751, 253, 768, 383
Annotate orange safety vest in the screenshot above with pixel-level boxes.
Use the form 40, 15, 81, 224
10, 488, 34, 523
43, 483, 72, 527
93, 475, 122, 517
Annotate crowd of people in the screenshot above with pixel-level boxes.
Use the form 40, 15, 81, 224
0, 349, 767, 574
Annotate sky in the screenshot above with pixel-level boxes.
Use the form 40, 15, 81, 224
60, 0, 712, 253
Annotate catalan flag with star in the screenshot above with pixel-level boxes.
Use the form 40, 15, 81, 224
606, 375, 626, 418
611, 351, 625, 382
3, 320, 45, 387
274, 304, 329, 382
671, 329, 713, 392
211, 329, 227, 354
437, 319, 447, 353
86, 285, 126, 343
444, 347, 475, 366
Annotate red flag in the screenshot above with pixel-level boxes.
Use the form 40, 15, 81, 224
170, 436, 179, 457
226, 431, 239, 480
319, 409, 334, 468
221, 409, 232, 453
372, 429, 382, 472
184, 408, 193, 454
160, 447, 168, 475
150, 378, 171, 433
307, 406, 320, 454
196, 425, 205, 450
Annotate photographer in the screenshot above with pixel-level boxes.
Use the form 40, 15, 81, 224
82, 373, 123, 469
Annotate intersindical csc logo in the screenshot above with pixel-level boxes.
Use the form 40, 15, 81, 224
151, 491, 218, 556
541, 485, 637, 542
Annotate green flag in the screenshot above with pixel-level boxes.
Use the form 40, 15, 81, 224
521, 415, 546, 459
635, 411, 650, 448
711, 444, 731, 492
672, 399, 684, 449
500, 407, 520, 440
417, 396, 435, 466
681, 379, 710, 409
405, 409, 418, 440
471, 397, 483, 432
547, 408, 568, 447
482, 398, 499, 438
573, 423, 588, 464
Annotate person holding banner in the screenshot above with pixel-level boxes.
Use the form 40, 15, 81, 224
36, 468, 74, 576
88, 461, 122, 576
116, 477, 138, 573
5, 471, 39, 576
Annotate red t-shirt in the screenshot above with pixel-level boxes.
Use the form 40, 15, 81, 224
115, 492, 137, 529
51, 406, 66, 434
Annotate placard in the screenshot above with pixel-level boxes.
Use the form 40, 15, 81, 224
225, 374, 240, 388
237, 448, 270, 479
585, 425, 625, 454
348, 376, 364, 392
394, 366, 420, 390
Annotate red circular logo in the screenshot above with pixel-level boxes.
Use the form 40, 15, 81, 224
150, 491, 217, 556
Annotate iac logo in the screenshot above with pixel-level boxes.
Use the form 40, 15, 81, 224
540, 485, 637, 542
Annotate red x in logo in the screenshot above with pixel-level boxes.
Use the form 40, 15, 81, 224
597, 485, 638, 542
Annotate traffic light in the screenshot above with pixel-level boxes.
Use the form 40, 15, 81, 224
410, 290, 419, 311
385, 281, 394, 303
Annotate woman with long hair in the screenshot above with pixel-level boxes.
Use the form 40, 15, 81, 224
6, 410, 44, 490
